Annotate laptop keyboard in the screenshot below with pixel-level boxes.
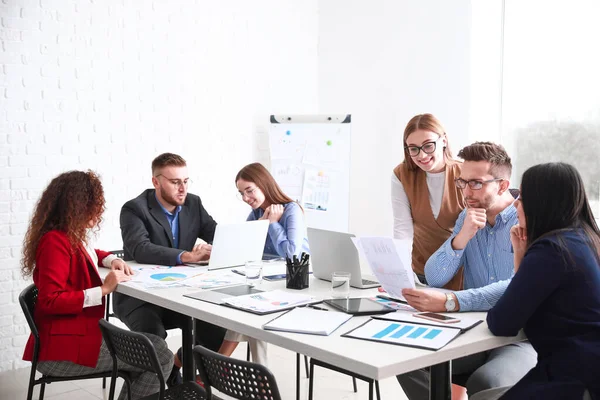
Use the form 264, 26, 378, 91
362, 278, 378, 285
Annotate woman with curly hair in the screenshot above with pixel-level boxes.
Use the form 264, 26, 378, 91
21, 170, 173, 400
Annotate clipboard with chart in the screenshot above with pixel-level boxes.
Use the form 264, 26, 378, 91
342, 319, 462, 351
269, 115, 351, 232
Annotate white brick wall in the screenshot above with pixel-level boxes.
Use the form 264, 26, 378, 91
1, 0, 318, 372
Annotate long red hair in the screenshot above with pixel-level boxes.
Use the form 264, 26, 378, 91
21, 170, 106, 277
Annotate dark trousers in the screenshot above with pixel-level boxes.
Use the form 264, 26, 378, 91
118, 303, 226, 352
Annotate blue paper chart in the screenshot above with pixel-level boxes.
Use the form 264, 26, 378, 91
372, 323, 442, 340
344, 319, 461, 350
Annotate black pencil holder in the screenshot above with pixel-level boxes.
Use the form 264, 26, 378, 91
286, 262, 309, 290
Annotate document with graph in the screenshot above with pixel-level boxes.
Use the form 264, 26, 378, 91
342, 319, 461, 350
351, 237, 414, 299
223, 289, 321, 315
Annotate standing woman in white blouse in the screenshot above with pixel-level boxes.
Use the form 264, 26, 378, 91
391, 114, 466, 290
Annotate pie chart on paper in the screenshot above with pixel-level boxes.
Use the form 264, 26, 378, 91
150, 273, 188, 282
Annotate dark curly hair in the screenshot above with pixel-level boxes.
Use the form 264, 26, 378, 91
21, 170, 106, 277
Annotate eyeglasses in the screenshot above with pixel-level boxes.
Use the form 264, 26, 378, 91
236, 186, 258, 201
155, 174, 191, 189
454, 178, 503, 190
405, 137, 441, 157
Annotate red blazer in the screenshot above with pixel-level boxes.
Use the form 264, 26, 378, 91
22, 230, 111, 368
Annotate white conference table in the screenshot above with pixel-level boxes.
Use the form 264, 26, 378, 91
106, 263, 525, 400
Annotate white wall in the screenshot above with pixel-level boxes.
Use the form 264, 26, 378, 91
0, 0, 319, 371
318, 0, 472, 236
1, 0, 482, 372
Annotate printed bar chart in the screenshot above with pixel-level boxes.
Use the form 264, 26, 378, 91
344, 319, 461, 350
373, 323, 442, 340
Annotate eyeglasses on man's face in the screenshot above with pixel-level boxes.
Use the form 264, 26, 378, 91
405, 137, 441, 157
155, 174, 191, 189
236, 186, 258, 201
454, 178, 503, 190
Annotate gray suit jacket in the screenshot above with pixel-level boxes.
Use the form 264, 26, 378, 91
114, 189, 217, 318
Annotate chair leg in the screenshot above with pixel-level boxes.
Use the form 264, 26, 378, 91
375, 380, 381, 400
296, 353, 301, 400
246, 343, 251, 361
39, 382, 46, 400
352, 377, 358, 392
369, 381, 374, 400
308, 360, 315, 400
102, 377, 106, 389
107, 374, 117, 400
26, 369, 36, 400
304, 355, 310, 378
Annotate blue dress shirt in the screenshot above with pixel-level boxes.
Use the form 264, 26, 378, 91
424, 203, 518, 312
155, 194, 183, 264
247, 202, 310, 258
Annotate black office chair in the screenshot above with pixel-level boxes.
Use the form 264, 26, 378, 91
99, 319, 206, 400
103, 249, 126, 389
245, 343, 310, 400
308, 358, 380, 400
19, 284, 132, 400
194, 344, 282, 400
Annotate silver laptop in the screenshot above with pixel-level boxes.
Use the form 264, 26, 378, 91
308, 228, 380, 289
207, 220, 269, 270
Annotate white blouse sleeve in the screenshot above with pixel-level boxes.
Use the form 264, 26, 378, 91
391, 173, 414, 241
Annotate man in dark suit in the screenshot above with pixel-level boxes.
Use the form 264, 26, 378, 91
114, 152, 226, 386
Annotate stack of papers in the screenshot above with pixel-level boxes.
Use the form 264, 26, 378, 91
224, 289, 319, 315
263, 307, 352, 336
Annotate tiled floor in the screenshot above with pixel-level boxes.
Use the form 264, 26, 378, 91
1, 334, 408, 400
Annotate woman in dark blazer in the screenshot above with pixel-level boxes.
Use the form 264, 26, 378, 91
472, 162, 600, 400
21, 170, 174, 400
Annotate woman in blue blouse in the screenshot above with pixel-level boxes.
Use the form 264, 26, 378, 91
236, 162, 310, 258
471, 162, 600, 400
217, 162, 310, 364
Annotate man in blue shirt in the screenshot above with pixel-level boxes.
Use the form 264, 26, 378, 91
398, 142, 537, 399
115, 153, 226, 386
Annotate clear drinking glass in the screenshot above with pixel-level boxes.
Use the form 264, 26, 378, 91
245, 261, 263, 286
331, 271, 351, 298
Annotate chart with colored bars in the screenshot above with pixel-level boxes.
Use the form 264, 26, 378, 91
372, 323, 442, 340
343, 319, 461, 350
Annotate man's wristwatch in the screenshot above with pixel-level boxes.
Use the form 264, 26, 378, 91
444, 293, 457, 312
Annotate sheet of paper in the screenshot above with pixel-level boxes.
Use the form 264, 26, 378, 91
369, 297, 417, 312
269, 129, 307, 162
263, 307, 352, 336
301, 168, 331, 212
125, 266, 204, 289
179, 270, 246, 289
373, 311, 482, 331
343, 319, 461, 351
351, 237, 415, 298
224, 289, 317, 314
270, 160, 304, 203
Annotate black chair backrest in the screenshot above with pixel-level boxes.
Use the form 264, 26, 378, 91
99, 319, 166, 397
109, 250, 125, 259
19, 284, 39, 340
193, 345, 282, 400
